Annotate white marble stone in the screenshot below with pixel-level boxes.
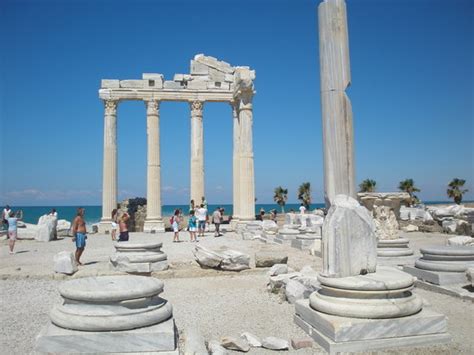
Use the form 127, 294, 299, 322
101, 79, 120, 88
119, 79, 146, 88
448, 235, 474, 246
261, 337, 289, 350
220, 336, 250, 352
35, 215, 57, 242
53, 251, 78, 275
36, 317, 177, 354
285, 279, 309, 304
208, 340, 229, 355
240, 332, 261, 348
267, 264, 288, 276
183, 328, 208, 355
321, 195, 377, 277
193, 245, 249, 271
295, 300, 450, 353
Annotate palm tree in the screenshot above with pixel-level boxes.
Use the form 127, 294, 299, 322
398, 179, 420, 206
273, 186, 288, 213
297, 182, 312, 209
447, 178, 468, 205
359, 179, 377, 192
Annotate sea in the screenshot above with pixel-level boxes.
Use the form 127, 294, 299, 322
5, 201, 459, 227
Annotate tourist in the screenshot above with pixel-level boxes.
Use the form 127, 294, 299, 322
172, 209, 180, 242
111, 209, 119, 241
201, 196, 208, 209
270, 209, 277, 221
7, 211, 21, 254
299, 203, 306, 215
212, 206, 222, 237
196, 204, 207, 238
118, 212, 130, 242
2, 205, 11, 231
71, 207, 87, 265
189, 199, 195, 212
188, 210, 197, 242
49, 208, 58, 217
256, 208, 265, 221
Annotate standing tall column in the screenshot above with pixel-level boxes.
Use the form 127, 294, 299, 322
190, 100, 205, 205
232, 101, 241, 220
99, 100, 118, 233
238, 93, 255, 220
144, 100, 164, 233
319, 0, 356, 207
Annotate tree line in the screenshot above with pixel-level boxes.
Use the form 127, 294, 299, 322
273, 178, 469, 212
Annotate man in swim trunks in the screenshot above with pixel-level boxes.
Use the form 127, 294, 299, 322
72, 207, 87, 265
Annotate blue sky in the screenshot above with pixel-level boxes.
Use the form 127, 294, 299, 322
1, 0, 473, 206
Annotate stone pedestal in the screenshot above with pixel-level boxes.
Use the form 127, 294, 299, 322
358, 192, 411, 220
291, 234, 322, 251
404, 245, 474, 285
35, 276, 178, 354
275, 228, 300, 245
377, 238, 417, 267
110, 241, 169, 273
295, 267, 450, 353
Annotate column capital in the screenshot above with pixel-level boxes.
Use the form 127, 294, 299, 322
238, 91, 253, 111
104, 100, 118, 115
144, 99, 160, 113
189, 100, 204, 116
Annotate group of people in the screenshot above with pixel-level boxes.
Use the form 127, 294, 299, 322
171, 197, 225, 242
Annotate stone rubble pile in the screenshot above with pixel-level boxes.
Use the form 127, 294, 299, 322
193, 245, 250, 271
267, 264, 321, 304
400, 204, 474, 236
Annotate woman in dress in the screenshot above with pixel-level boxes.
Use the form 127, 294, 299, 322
172, 209, 180, 242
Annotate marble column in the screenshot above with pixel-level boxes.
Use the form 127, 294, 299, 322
144, 100, 164, 233
190, 100, 205, 205
99, 100, 118, 233
238, 92, 255, 221
319, 0, 356, 207
232, 101, 241, 221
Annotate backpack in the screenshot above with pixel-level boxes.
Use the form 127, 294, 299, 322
170, 216, 174, 225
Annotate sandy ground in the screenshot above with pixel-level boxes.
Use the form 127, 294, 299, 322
0, 230, 473, 354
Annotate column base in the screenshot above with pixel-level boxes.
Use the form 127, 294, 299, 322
144, 219, 165, 233
98, 220, 112, 234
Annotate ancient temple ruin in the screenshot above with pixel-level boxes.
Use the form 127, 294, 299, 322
98, 54, 256, 233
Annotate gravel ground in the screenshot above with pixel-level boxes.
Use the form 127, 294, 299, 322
0, 230, 473, 354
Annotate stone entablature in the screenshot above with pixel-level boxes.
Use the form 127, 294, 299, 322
98, 54, 256, 233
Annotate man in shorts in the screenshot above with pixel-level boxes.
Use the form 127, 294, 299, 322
196, 204, 207, 238
72, 207, 87, 265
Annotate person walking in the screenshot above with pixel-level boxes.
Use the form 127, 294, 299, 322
71, 207, 87, 265
172, 209, 181, 242
189, 200, 195, 213
7, 211, 20, 254
212, 207, 222, 237
299, 203, 307, 228
188, 210, 197, 242
111, 209, 119, 241
118, 212, 130, 242
2, 205, 12, 231
196, 204, 207, 238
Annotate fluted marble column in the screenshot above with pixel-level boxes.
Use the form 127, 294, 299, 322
319, 0, 356, 207
238, 93, 255, 220
232, 101, 241, 220
144, 100, 164, 233
99, 100, 118, 233
190, 100, 205, 205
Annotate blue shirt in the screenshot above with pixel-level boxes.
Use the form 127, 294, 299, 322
188, 216, 197, 228
7, 217, 18, 231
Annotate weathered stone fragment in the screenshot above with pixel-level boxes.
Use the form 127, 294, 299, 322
53, 251, 78, 275
321, 195, 377, 277
261, 337, 289, 350
220, 336, 250, 352
255, 252, 288, 267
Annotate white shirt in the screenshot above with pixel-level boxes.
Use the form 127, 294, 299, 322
299, 205, 306, 214
3, 208, 11, 219
196, 207, 207, 221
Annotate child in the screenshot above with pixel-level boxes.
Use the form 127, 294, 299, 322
188, 210, 198, 242
172, 209, 180, 242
